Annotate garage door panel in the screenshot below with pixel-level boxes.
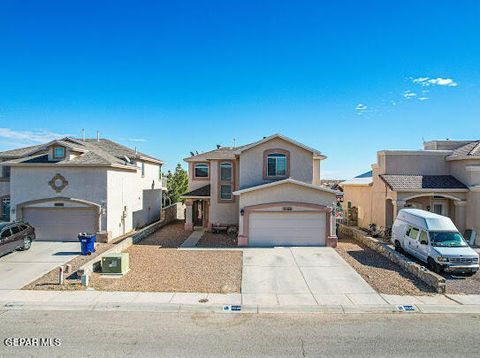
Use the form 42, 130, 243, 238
249, 212, 326, 247
23, 208, 97, 242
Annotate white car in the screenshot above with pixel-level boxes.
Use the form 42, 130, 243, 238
391, 209, 479, 274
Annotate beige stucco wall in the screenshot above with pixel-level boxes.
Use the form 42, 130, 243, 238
342, 185, 372, 229
237, 182, 336, 235
238, 138, 314, 189
208, 159, 239, 226
380, 151, 450, 175
448, 160, 480, 186
313, 159, 321, 185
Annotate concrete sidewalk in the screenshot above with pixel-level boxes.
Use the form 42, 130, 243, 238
1, 289, 479, 315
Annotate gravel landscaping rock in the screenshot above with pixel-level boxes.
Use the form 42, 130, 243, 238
22, 243, 113, 291
197, 232, 238, 247
136, 221, 190, 248
335, 238, 435, 295
89, 246, 242, 293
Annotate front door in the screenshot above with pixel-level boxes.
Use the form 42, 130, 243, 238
192, 200, 203, 227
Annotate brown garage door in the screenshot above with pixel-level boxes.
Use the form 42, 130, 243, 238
23, 207, 97, 241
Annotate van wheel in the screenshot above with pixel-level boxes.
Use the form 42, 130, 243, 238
427, 258, 442, 274
394, 241, 403, 253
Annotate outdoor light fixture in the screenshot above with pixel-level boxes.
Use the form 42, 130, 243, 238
240, 209, 244, 216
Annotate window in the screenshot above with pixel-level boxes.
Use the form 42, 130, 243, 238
419, 231, 428, 245
141, 162, 145, 177
11, 226, 20, 234
267, 153, 287, 177
409, 227, 419, 240
220, 184, 232, 200
159, 164, 162, 180
1, 166, 10, 178
218, 161, 234, 202
220, 162, 232, 181
53, 147, 65, 159
194, 163, 209, 178
433, 204, 443, 215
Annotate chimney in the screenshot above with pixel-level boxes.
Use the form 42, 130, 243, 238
96, 131, 100, 142
82, 129, 85, 141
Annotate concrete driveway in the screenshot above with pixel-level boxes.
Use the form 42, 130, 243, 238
242, 247, 388, 305
0, 241, 80, 289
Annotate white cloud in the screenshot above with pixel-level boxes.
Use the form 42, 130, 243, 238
0, 128, 68, 144
412, 77, 458, 87
418, 96, 429, 101
356, 103, 368, 111
403, 90, 417, 98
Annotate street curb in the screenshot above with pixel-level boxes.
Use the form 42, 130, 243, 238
2, 301, 479, 315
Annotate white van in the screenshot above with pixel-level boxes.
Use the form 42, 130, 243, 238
391, 209, 479, 274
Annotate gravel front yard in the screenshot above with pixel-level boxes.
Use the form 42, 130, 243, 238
197, 232, 238, 247
335, 238, 435, 295
89, 245, 242, 293
137, 221, 191, 248
23, 243, 113, 290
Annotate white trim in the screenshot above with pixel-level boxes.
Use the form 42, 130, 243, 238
395, 188, 468, 193
233, 178, 338, 195
466, 166, 480, 172
233, 134, 327, 159
401, 193, 463, 202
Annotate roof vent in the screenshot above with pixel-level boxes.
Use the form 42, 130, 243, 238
216, 144, 221, 149
123, 155, 131, 164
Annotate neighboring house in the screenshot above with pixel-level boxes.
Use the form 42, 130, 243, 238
182, 134, 338, 247
0, 137, 164, 241
341, 140, 480, 242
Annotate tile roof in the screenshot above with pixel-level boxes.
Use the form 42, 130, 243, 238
447, 141, 480, 160
0, 144, 45, 159
182, 184, 211, 197
380, 175, 468, 191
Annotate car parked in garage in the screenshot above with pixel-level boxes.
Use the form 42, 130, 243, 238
0, 222, 35, 257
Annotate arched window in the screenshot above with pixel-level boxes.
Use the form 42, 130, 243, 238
194, 163, 209, 178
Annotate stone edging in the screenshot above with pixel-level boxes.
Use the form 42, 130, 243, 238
338, 224, 446, 293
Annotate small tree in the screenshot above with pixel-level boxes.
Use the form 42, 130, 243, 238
165, 163, 189, 204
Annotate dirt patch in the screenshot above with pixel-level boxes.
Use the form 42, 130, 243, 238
89, 245, 242, 293
136, 221, 190, 248
23, 243, 113, 291
335, 238, 435, 295
197, 232, 238, 247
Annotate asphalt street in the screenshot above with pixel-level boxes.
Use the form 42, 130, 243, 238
0, 310, 479, 357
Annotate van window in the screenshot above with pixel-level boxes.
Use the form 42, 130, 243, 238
409, 227, 419, 240
419, 231, 428, 245
11, 226, 20, 234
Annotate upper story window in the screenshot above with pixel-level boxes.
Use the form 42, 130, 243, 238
141, 162, 145, 177
194, 163, 209, 179
220, 162, 232, 181
1, 166, 10, 178
219, 161, 234, 201
267, 153, 286, 176
53, 146, 66, 159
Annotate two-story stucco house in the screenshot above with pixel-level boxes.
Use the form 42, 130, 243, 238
182, 134, 338, 247
341, 140, 480, 244
0, 136, 164, 241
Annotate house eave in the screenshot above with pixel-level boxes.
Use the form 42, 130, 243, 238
233, 178, 338, 196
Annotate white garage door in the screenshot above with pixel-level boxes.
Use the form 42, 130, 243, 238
23, 207, 97, 241
249, 211, 326, 247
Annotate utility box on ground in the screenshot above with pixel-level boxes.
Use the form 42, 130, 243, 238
101, 253, 129, 275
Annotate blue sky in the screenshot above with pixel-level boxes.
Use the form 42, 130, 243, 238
0, 1, 479, 178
